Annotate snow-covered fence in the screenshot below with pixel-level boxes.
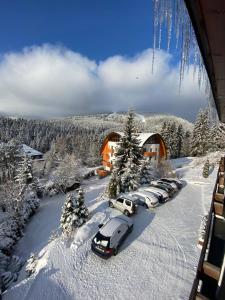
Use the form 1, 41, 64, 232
198, 215, 208, 248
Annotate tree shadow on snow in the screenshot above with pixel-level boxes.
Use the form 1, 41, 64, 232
119, 207, 155, 253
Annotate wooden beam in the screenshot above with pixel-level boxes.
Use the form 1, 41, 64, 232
196, 292, 210, 300
214, 192, 224, 203
214, 201, 224, 216
203, 261, 221, 281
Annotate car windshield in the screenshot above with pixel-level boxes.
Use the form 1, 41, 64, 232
93, 232, 110, 248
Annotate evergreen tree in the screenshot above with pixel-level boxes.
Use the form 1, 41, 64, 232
139, 159, 154, 184
60, 190, 89, 234
121, 157, 140, 192
192, 109, 210, 156
108, 169, 120, 198
111, 110, 143, 193
161, 121, 171, 157
176, 124, 184, 158
208, 122, 225, 152
181, 131, 191, 157
14, 155, 33, 228
169, 122, 177, 158
203, 159, 210, 178
60, 193, 77, 234
73, 189, 89, 228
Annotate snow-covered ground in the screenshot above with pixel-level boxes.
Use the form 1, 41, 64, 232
3, 157, 217, 300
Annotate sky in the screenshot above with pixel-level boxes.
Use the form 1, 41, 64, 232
0, 0, 206, 121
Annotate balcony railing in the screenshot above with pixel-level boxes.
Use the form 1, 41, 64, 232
189, 157, 225, 300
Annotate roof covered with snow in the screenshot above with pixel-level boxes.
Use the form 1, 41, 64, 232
22, 144, 43, 157
99, 217, 129, 237
115, 132, 160, 147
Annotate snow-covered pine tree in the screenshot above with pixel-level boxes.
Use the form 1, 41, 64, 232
208, 121, 225, 152
181, 131, 191, 157
160, 121, 171, 157
176, 124, 184, 158
161, 121, 178, 158
121, 157, 140, 192
72, 188, 89, 228
112, 109, 143, 193
169, 122, 177, 158
191, 109, 210, 156
139, 159, 154, 184
60, 193, 77, 234
15, 155, 33, 194
13, 155, 33, 231
108, 169, 120, 198
203, 159, 210, 178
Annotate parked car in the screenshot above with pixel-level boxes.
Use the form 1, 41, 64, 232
91, 216, 133, 257
156, 180, 178, 192
131, 191, 159, 208
160, 178, 183, 189
150, 181, 175, 197
109, 195, 138, 216
139, 186, 169, 202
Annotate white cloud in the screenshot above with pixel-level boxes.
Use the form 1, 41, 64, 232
0, 44, 206, 120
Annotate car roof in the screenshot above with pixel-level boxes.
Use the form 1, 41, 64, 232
133, 191, 157, 199
143, 186, 167, 194
99, 217, 129, 237
117, 195, 135, 202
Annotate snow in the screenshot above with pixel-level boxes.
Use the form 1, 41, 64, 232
22, 144, 43, 157
99, 216, 132, 237
115, 132, 160, 147
3, 157, 217, 300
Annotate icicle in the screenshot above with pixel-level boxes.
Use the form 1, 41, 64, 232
166, 0, 172, 51
152, 0, 212, 109
152, 0, 159, 73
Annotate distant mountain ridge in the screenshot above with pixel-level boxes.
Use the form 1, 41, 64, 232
64, 112, 193, 133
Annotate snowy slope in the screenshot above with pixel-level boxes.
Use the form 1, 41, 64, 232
3, 158, 217, 300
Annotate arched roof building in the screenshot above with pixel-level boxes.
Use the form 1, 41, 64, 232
100, 131, 167, 172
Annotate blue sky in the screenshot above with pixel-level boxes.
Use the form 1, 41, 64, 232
0, 0, 206, 121
0, 0, 154, 61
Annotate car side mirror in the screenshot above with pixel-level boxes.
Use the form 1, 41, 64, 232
98, 224, 103, 228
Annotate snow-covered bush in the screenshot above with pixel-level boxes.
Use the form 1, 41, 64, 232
54, 154, 82, 192
22, 190, 40, 221
0, 217, 21, 253
26, 253, 38, 277
48, 230, 60, 243
198, 215, 208, 246
202, 159, 210, 178
43, 180, 61, 197
0, 251, 23, 291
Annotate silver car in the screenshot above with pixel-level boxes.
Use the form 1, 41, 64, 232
109, 195, 138, 216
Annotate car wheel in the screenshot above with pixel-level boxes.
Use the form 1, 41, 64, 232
128, 225, 133, 233
113, 247, 118, 256
124, 210, 130, 216
109, 201, 114, 208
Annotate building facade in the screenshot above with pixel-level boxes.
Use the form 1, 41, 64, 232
100, 132, 167, 172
